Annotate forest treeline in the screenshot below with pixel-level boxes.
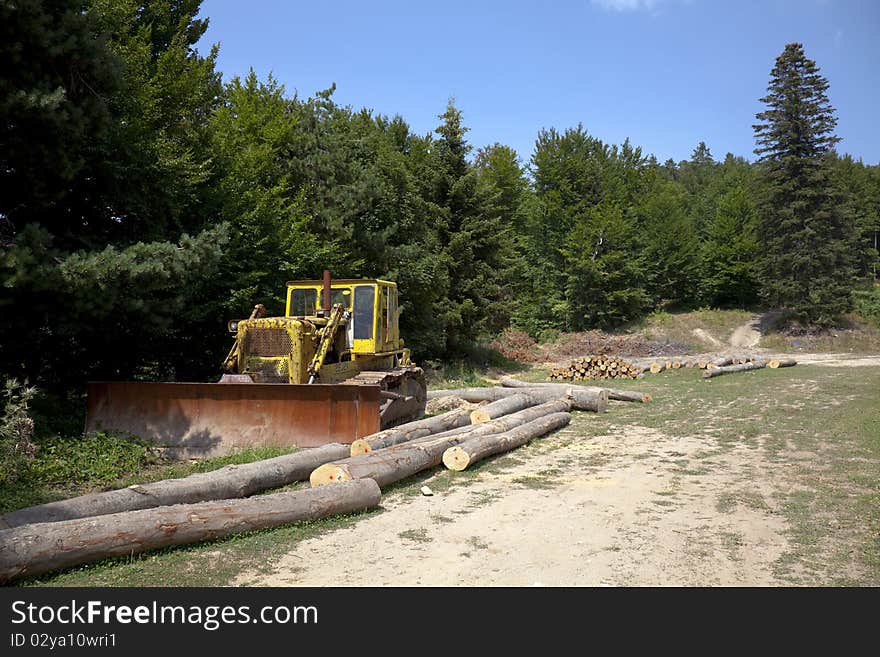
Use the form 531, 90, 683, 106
1, 1, 879, 392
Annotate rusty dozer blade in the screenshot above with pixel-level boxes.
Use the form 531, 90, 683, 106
85, 382, 381, 459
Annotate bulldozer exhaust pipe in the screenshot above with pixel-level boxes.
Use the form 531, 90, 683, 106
322, 269, 331, 316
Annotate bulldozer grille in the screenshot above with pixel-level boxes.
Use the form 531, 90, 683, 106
243, 328, 292, 357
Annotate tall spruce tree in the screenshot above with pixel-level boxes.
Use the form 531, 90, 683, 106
753, 42, 855, 324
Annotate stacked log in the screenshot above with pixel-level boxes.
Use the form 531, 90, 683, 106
0, 479, 381, 584
548, 355, 644, 381
349, 408, 472, 456
426, 386, 607, 413
469, 393, 538, 424
498, 377, 651, 403
703, 359, 768, 379
311, 401, 573, 488
442, 413, 572, 472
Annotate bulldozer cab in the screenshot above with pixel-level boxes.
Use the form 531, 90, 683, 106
285, 279, 401, 354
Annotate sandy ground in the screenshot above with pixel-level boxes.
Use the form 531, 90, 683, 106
237, 423, 794, 587
233, 316, 874, 587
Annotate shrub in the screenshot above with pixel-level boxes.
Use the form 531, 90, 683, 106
853, 287, 880, 327
0, 378, 37, 486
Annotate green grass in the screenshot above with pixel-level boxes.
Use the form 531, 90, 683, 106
759, 323, 880, 354
641, 308, 755, 349
0, 438, 295, 516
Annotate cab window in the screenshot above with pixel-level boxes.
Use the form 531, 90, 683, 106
330, 288, 352, 310
353, 285, 375, 340
289, 289, 317, 316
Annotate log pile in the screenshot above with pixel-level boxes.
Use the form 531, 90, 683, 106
548, 355, 644, 381
310, 400, 573, 488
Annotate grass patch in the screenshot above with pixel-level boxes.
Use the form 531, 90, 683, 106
398, 528, 432, 544
0, 439, 295, 516
643, 308, 755, 349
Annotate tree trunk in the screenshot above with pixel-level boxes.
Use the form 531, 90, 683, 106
349, 408, 471, 456
498, 378, 650, 403
0, 443, 353, 529
768, 358, 797, 369
0, 479, 380, 584
427, 386, 607, 412
310, 400, 572, 488
649, 362, 665, 374
711, 356, 734, 368
470, 394, 539, 423
443, 413, 572, 471
702, 360, 768, 378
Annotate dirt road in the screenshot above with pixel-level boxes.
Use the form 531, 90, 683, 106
237, 424, 789, 586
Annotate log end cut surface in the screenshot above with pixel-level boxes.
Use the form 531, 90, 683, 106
349, 439, 371, 456
442, 446, 471, 472
310, 463, 353, 487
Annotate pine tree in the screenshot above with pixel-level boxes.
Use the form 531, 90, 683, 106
753, 43, 855, 324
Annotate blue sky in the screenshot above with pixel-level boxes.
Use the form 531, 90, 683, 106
195, 0, 879, 165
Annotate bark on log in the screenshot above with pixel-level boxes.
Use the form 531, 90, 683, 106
349, 408, 471, 456
498, 378, 651, 403
310, 400, 572, 488
0, 479, 380, 584
711, 356, 734, 367
0, 443, 353, 529
702, 360, 768, 379
427, 386, 607, 412
470, 394, 538, 424
442, 413, 572, 472
768, 359, 797, 369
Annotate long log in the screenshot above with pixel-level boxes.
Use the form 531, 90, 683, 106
349, 408, 471, 456
426, 386, 607, 412
702, 360, 768, 379
443, 413, 572, 472
0, 443, 353, 529
498, 377, 651, 403
470, 393, 538, 424
310, 400, 572, 488
768, 358, 797, 369
711, 356, 734, 368
0, 479, 380, 584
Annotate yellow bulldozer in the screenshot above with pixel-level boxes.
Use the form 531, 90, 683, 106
85, 272, 427, 458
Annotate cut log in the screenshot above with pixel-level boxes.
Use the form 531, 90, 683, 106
470, 394, 538, 424
702, 360, 768, 379
768, 358, 797, 369
649, 362, 665, 374
0, 479, 380, 584
498, 378, 651, 403
427, 386, 607, 412
310, 400, 572, 488
0, 443, 353, 529
443, 412, 572, 472
349, 408, 471, 457
711, 356, 734, 367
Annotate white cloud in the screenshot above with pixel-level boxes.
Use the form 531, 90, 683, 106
591, 0, 662, 11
